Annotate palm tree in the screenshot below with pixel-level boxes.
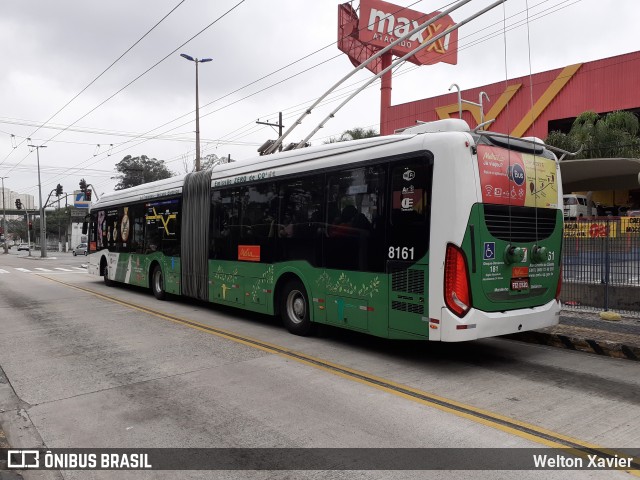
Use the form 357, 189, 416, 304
546, 110, 640, 159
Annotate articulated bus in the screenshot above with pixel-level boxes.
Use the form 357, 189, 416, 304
86, 119, 563, 341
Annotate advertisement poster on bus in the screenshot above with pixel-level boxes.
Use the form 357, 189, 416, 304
477, 145, 558, 209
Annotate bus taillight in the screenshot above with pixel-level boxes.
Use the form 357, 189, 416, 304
555, 264, 562, 302
444, 243, 471, 317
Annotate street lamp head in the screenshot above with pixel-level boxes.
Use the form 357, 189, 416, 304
27, 144, 47, 149
200, 58, 213, 63
180, 53, 195, 62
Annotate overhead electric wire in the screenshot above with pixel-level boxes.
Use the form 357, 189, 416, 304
1, 0, 248, 179
31, 0, 580, 194
0, 0, 188, 168
14, 0, 585, 195
218, 0, 577, 145
3, 0, 431, 187
77, 0, 584, 192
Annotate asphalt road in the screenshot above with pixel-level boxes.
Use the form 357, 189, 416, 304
0, 253, 638, 479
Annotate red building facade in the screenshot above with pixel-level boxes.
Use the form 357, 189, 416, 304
383, 50, 640, 138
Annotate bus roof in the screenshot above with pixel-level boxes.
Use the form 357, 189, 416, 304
92, 119, 556, 210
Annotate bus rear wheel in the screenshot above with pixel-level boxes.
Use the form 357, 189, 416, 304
280, 279, 312, 336
151, 265, 166, 300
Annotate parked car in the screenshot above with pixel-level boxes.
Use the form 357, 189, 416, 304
563, 194, 597, 219
73, 243, 88, 256
17, 243, 30, 251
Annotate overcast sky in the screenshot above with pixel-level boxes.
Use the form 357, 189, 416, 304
0, 0, 637, 203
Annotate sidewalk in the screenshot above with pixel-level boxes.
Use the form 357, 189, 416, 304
507, 309, 640, 361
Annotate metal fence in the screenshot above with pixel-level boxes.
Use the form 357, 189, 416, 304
562, 217, 640, 316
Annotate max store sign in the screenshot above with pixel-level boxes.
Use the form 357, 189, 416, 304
358, 0, 458, 66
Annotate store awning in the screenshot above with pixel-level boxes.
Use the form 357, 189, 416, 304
559, 157, 640, 192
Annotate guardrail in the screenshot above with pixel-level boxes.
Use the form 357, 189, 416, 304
562, 217, 640, 316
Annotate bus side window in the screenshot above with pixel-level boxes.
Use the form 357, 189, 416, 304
130, 204, 145, 254
277, 174, 325, 266
389, 156, 433, 263
211, 188, 241, 260
238, 182, 278, 263
161, 199, 181, 256
325, 166, 385, 272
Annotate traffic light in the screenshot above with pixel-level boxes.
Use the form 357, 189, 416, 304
79, 178, 87, 192
85, 189, 92, 201
56, 184, 63, 196
15, 199, 22, 209
29, 221, 32, 230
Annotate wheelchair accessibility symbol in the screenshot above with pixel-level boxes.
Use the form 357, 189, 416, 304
483, 242, 495, 260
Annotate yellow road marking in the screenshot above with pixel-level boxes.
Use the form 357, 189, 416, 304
42, 276, 640, 475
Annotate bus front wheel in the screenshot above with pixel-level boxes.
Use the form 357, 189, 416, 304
151, 265, 166, 300
280, 279, 312, 336
102, 259, 112, 287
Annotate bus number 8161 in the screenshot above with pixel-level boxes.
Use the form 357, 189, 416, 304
388, 246, 415, 260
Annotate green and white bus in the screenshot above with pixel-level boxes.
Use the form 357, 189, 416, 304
87, 119, 563, 341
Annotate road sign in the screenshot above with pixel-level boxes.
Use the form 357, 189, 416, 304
74, 190, 90, 209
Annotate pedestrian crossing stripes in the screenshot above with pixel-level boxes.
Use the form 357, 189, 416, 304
0, 266, 86, 275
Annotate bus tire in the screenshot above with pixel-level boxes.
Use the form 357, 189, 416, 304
151, 265, 166, 300
102, 258, 112, 287
280, 279, 312, 336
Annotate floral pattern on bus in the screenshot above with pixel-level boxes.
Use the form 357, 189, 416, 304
318, 272, 380, 298
249, 265, 274, 303
212, 265, 239, 283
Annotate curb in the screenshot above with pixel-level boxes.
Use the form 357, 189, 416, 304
505, 331, 640, 361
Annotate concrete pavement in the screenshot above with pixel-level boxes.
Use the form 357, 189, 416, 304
507, 308, 640, 361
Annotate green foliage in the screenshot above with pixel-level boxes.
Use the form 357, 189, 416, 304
546, 110, 640, 159
113, 155, 174, 190
324, 127, 378, 144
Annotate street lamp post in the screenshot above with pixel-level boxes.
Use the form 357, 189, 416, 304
1, 176, 8, 254
28, 144, 48, 258
180, 53, 212, 172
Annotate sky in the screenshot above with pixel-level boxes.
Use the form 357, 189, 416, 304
0, 0, 637, 205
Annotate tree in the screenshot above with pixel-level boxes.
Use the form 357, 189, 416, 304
113, 155, 174, 190
324, 127, 378, 144
202, 153, 233, 170
545, 110, 640, 159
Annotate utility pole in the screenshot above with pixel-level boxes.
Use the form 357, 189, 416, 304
26, 211, 32, 257
1, 176, 8, 254
180, 53, 212, 172
257, 113, 284, 152
28, 144, 48, 258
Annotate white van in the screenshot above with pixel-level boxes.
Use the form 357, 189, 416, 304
563, 194, 596, 219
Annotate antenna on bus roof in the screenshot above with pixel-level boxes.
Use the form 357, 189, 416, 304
262, 0, 475, 155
